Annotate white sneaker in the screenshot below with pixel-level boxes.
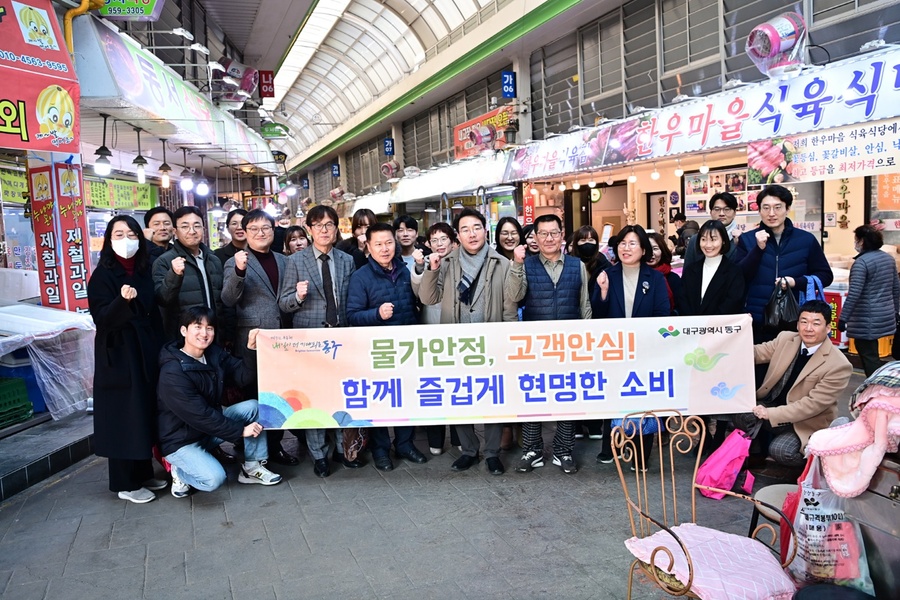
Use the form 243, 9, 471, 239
238, 461, 282, 486
142, 478, 168, 491
118, 488, 155, 504
429, 447, 443, 456
170, 468, 191, 498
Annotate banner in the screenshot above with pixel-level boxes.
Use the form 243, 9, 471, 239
504, 46, 900, 181
83, 177, 156, 210
747, 118, 899, 184
0, 0, 80, 152
256, 314, 755, 429
0, 168, 28, 204
453, 106, 513, 159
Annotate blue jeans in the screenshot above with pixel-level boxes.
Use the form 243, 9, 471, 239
165, 400, 268, 492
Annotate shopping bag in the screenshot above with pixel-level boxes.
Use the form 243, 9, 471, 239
611, 413, 660, 436
764, 277, 800, 331
787, 456, 875, 595
695, 423, 759, 499
798, 275, 826, 304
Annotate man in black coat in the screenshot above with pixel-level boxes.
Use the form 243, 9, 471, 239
143, 206, 174, 264
157, 306, 282, 497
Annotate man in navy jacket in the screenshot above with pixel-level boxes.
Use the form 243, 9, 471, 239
346, 222, 426, 471
733, 185, 832, 343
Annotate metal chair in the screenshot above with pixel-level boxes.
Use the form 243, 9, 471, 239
611, 409, 798, 599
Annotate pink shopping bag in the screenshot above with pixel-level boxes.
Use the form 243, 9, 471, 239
695, 428, 755, 499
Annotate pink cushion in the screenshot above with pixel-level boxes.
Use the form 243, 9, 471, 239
624, 522, 796, 600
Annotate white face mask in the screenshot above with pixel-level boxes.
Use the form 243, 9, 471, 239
111, 237, 140, 259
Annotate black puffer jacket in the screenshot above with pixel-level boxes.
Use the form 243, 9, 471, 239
156, 342, 255, 456
152, 240, 224, 340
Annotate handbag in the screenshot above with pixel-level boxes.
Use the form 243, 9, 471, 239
695, 421, 761, 499
798, 274, 826, 304
764, 277, 800, 331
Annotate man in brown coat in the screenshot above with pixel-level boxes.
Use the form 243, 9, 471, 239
743, 300, 852, 466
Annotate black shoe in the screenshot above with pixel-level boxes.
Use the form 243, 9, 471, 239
313, 458, 331, 478
211, 445, 238, 465
596, 451, 614, 464
485, 457, 505, 475
269, 448, 299, 466
373, 455, 393, 471
451, 454, 478, 471
332, 451, 363, 469
396, 447, 427, 464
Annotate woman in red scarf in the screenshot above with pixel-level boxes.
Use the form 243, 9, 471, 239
646, 231, 680, 315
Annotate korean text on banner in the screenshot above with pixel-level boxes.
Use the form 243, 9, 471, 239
256, 314, 755, 429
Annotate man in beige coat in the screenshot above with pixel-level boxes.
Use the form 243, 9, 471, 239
414, 208, 518, 475
746, 300, 852, 466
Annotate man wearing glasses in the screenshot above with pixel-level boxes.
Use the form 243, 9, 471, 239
505, 214, 592, 475
279, 205, 362, 477
153, 206, 225, 342
733, 184, 833, 344
683, 192, 741, 266
221, 209, 297, 466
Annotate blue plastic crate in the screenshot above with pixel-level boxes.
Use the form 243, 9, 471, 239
0, 364, 46, 413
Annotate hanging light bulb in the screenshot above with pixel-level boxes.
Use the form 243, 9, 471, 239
588, 173, 596, 188
194, 155, 209, 196
572, 179, 581, 190
650, 163, 660, 180
628, 168, 637, 183
179, 148, 194, 192
158, 138, 171, 189
132, 128, 147, 184
530, 184, 539, 196
674, 159, 684, 178
605, 172, 615, 186
699, 155, 709, 174
94, 113, 112, 176
558, 181, 567, 191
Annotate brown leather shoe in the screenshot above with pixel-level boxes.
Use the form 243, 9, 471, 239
211, 445, 238, 465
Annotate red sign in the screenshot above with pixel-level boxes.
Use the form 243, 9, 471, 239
0, 0, 80, 152
823, 290, 848, 348
453, 106, 513, 159
259, 70, 275, 98
29, 160, 91, 312
522, 192, 535, 226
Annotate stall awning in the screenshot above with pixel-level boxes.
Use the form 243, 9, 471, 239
73, 15, 273, 168
392, 156, 508, 205
0, 0, 79, 153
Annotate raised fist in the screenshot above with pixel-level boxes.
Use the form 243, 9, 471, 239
378, 302, 394, 320
171, 257, 186, 276
513, 244, 526, 264
755, 230, 769, 250
295, 280, 309, 301
412, 248, 425, 266
428, 253, 441, 271
234, 250, 248, 271
596, 271, 609, 300
120, 285, 137, 300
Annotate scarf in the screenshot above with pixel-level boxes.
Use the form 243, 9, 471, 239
653, 263, 674, 309
115, 254, 136, 276
457, 244, 488, 306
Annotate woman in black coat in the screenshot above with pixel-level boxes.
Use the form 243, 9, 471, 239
88, 215, 165, 503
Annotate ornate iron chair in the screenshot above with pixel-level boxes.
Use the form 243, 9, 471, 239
611, 410, 798, 599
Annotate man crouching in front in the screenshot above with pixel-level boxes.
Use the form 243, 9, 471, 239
157, 306, 281, 498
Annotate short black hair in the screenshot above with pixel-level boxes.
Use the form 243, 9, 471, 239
453, 208, 486, 230
144, 206, 173, 228
612, 224, 653, 264
534, 213, 562, 231
853, 224, 883, 252
226, 208, 248, 228
757, 185, 793, 208
306, 205, 338, 228
709, 192, 737, 211
427, 222, 457, 244
365, 222, 395, 241
392, 215, 418, 232
173, 205, 203, 225
673, 212, 686, 222
179, 305, 216, 329
242, 208, 274, 230
697, 219, 731, 255
798, 300, 832, 325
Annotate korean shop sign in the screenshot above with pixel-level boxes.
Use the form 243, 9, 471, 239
99, 0, 165, 21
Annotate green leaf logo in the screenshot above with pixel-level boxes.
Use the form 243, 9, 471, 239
658, 326, 680, 338
684, 348, 727, 371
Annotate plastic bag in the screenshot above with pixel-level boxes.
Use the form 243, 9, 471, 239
764, 277, 800, 331
695, 423, 759, 500
787, 456, 875, 595
611, 414, 660, 436
798, 275, 826, 305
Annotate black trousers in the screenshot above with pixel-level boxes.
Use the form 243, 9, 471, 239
107, 458, 153, 493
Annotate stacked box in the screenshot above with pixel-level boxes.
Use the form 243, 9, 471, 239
0, 377, 34, 429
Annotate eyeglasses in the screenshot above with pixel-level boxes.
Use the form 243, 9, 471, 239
498, 231, 519, 238
178, 223, 203, 232
458, 225, 484, 236
710, 206, 735, 214
246, 225, 273, 235
760, 204, 786, 214
536, 230, 561, 240
111, 232, 139, 240
618, 241, 640, 249
430, 236, 451, 245
310, 222, 336, 232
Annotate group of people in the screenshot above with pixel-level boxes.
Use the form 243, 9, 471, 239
88, 183, 900, 504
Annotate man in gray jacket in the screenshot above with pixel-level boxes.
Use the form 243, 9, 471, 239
415, 208, 518, 475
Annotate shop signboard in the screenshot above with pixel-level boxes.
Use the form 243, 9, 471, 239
84, 20, 272, 167
747, 118, 900, 184
83, 177, 156, 210
98, 0, 164, 21
0, 168, 28, 204
260, 122, 290, 139
522, 190, 534, 225
505, 47, 900, 181
876, 173, 900, 211
453, 106, 513, 159
28, 155, 91, 312
255, 314, 755, 429
0, 0, 80, 153
258, 70, 274, 98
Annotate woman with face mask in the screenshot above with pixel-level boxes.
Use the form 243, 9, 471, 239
88, 215, 166, 504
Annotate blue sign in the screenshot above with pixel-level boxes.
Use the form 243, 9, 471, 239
501, 71, 516, 99
301, 178, 309, 189
384, 138, 395, 156
331, 164, 340, 178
